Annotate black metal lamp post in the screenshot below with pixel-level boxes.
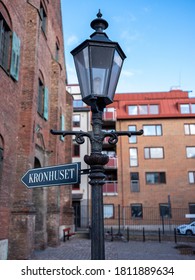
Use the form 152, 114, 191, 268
51, 11, 143, 260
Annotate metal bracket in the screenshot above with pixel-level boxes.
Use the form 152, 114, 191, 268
50, 129, 144, 146
80, 169, 90, 175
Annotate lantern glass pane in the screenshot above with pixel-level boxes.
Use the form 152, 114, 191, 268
108, 50, 123, 101
90, 46, 114, 97
73, 47, 91, 98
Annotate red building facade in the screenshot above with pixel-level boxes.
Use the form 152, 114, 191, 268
0, 0, 73, 259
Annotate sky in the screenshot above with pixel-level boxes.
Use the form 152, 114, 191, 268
61, 0, 195, 95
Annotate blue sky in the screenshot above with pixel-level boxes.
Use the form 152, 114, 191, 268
61, 0, 195, 95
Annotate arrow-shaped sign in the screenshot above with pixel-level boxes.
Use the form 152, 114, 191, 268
21, 162, 81, 188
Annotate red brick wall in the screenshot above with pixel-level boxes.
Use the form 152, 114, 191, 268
0, 0, 26, 245
0, 0, 73, 259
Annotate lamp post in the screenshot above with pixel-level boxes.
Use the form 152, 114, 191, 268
51, 11, 143, 260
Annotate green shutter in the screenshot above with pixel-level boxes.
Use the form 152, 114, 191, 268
43, 87, 49, 120
10, 32, 20, 81
60, 115, 65, 141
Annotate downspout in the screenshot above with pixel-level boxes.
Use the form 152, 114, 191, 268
118, 120, 125, 229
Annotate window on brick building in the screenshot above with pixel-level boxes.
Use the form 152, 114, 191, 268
180, 104, 195, 114
10, 32, 20, 81
73, 114, 80, 127
144, 147, 164, 159
130, 172, 140, 192
186, 147, 195, 158
128, 105, 159, 115
128, 125, 137, 143
73, 142, 80, 157
0, 12, 11, 71
0, 135, 4, 187
131, 204, 143, 218
40, 2, 47, 34
128, 105, 138, 115
184, 124, 195, 135
188, 172, 195, 184
159, 203, 171, 218
104, 204, 114, 219
129, 148, 138, 167
189, 203, 195, 215
0, 4, 20, 80
146, 172, 166, 184
143, 125, 162, 136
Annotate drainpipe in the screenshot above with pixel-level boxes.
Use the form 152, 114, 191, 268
119, 120, 125, 229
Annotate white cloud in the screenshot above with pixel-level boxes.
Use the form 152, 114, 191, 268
122, 70, 135, 77
112, 12, 136, 24
67, 35, 79, 46
121, 30, 141, 42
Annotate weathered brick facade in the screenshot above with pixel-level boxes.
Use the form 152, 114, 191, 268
0, 0, 73, 259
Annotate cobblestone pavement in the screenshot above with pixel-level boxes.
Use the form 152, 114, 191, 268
31, 237, 195, 260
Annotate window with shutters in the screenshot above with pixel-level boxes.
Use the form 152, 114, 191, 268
0, 11, 11, 71
10, 32, 20, 81
0, 4, 20, 79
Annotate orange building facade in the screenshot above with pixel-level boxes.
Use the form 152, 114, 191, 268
102, 89, 195, 226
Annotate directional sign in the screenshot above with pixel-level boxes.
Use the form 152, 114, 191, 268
21, 162, 81, 189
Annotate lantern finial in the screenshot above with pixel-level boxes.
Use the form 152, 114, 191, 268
97, 9, 102, 18
90, 10, 108, 32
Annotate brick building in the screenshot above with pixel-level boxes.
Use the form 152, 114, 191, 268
103, 89, 195, 225
0, 0, 73, 259
68, 85, 195, 228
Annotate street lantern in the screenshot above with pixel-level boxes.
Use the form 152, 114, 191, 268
71, 10, 126, 109
51, 10, 143, 260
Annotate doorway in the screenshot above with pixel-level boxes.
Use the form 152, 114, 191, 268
73, 201, 81, 230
